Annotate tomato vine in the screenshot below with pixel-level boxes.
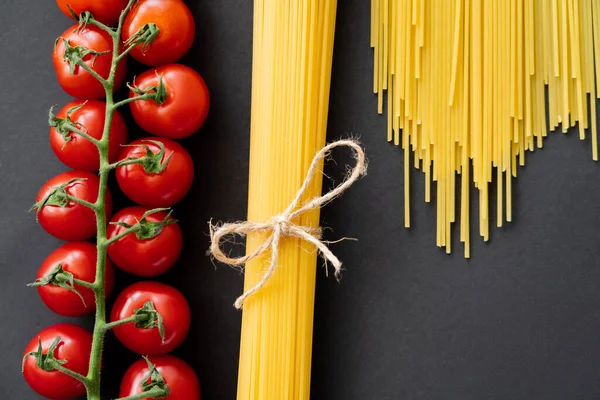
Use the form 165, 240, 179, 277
79, 4, 167, 398
24, 1, 174, 398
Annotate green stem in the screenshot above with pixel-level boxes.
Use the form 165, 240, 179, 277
105, 157, 144, 171
66, 194, 98, 211
115, 387, 169, 400
49, 361, 90, 387
71, 278, 96, 290
117, 44, 138, 63
84, 3, 138, 399
104, 224, 138, 246
103, 315, 137, 331
63, 124, 101, 146
87, 19, 113, 35
77, 61, 108, 87
52, 272, 96, 290
113, 93, 157, 109
85, 120, 110, 400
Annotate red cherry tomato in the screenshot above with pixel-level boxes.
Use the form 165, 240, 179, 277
107, 207, 182, 276
129, 64, 210, 139
35, 242, 114, 317
116, 138, 194, 207
56, 0, 129, 26
122, 0, 195, 66
53, 24, 127, 99
22, 324, 92, 400
120, 355, 201, 399
35, 170, 113, 241
111, 282, 191, 355
50, 100, 128, 171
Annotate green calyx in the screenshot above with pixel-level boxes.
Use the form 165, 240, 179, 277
27, 263, 87, 307
112, 208, 177, 241
124, 23, 160, 54
30, 178, 87, 218
140, 357, 170, 397
55, 37, 110, 75
134, 302, 166, 342
22, 336, 67, 373
49, 103, 87, 143
119, 140, 173, 174
128, 74, 167, 105
67, 5, 94, 33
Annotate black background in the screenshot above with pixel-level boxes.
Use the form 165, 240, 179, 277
2, 0, 600, 399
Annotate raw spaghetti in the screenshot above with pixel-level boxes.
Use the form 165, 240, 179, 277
233, 1, 338, 399
372, 0, 600, 257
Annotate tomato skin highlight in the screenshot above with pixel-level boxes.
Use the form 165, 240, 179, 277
107, 206, 183, 276
53, 24, 127, 99
50, 100, 128, 171
36, 242, 114, 317
22, 324, 92, 400
122, 0, 195, 66
120, 355, 201, 399
116, 137, 194, 207
111, 282, 191, 355
130, 64, 210, 139
35, 170, 113, 241
56, 0, 129, 26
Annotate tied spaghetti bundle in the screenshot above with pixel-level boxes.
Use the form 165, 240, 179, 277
218, 0, 338, 399
372, 0, 600, 256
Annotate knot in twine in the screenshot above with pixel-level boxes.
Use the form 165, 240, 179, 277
208, 139, 367, 309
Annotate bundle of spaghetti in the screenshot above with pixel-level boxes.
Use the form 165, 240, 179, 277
371, 0, 599, 257
237, 0, 338, 399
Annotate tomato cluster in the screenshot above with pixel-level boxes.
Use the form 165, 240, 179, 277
24, 0, 207, 398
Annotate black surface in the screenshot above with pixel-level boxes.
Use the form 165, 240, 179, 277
2, 0, 600, 399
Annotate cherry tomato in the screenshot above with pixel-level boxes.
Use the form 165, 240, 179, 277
107, 206, 182, 276
53, 24, 127, 99
111, 282, 191, 355
122, 0, 195, 66
130, 64, 210, 139
23, 324, 92, 400
116, 138, 194, 207
35, 242, 114, 317
50, 100, 128, 171
56, 0, 129, 26
120, 355, 201, 399
35, 170, 113, 241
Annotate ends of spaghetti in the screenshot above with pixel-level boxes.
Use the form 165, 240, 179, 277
372, 0, 600, 256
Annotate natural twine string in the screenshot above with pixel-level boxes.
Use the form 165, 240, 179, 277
208, 139, 367, 309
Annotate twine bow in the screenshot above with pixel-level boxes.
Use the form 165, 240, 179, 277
208, 139, 367, 309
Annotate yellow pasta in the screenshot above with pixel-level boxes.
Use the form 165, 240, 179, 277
237, 0, 338, 399
372, 0, 600, 257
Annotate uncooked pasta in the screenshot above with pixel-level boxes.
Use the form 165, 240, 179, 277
236, 0, 338, 399
372, 0, 599, 257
